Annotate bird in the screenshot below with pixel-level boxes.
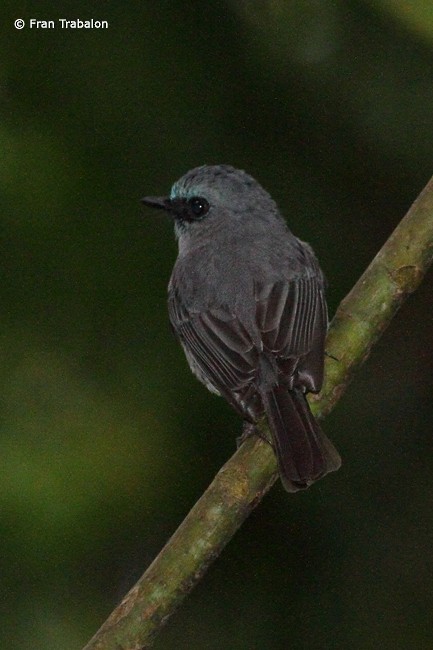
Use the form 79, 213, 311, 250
141, 164, 341, 492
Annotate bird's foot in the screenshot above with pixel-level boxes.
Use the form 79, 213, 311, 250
236, 421, 273, 449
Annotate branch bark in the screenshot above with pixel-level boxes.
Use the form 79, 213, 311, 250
83, 175, 433, 650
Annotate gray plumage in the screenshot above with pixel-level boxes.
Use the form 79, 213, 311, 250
142, 164, 341, 492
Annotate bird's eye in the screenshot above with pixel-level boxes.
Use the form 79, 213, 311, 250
188, 197, 209, 218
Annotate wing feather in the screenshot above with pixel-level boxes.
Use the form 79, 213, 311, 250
168, 270, 327, 413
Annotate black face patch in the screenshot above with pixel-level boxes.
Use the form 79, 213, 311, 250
170, 196, 210, 224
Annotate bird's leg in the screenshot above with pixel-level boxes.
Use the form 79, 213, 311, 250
236, 420, 273, 449
236, 421, 256, 448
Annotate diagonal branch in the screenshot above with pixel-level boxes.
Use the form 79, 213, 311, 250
83, 175, 433, 650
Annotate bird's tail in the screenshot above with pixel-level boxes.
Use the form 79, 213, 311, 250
261, 385, 341, 492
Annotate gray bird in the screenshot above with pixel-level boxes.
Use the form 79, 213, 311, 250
142, 164, 341, 492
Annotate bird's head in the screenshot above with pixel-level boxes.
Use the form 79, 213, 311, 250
141, 164, 279, 239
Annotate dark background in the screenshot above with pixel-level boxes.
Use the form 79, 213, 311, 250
1, 2, 433, 648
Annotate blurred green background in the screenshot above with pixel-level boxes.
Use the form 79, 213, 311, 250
1, 1, 433, 648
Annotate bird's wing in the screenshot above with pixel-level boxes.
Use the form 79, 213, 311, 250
168, 289, 260, 415
255, 277, 327, 355
168, 274, 327, 412
255, 276, 327, 390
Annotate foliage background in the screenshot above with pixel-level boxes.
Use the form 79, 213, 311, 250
1, 2, 433, 648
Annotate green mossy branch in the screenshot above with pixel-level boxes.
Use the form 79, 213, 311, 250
83, 175, 433, 650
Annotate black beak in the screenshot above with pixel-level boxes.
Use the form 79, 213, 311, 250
140, 195, 171, 211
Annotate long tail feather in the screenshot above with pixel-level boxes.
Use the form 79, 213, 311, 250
261, 385, 341, 492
